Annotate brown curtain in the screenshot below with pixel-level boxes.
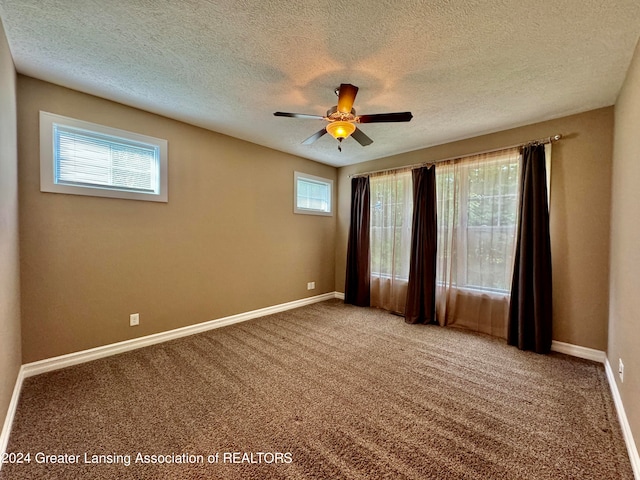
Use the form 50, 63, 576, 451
508, 144, 552, 353
345, 176, 371, 307
405, 166, 437, 324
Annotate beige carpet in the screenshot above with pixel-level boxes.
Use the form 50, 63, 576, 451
1, 300, 633, 479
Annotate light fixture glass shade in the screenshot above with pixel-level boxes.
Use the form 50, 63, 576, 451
326, 121, 356, 140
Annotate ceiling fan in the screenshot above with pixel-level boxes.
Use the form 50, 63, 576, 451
274, 84, 413, 151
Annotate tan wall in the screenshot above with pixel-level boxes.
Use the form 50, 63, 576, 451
0, 20, 22, 430
336, 108, 614, 351
18, 76, 337, 363
609, 38, 640, 459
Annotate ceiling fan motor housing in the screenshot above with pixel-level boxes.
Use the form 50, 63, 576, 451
326, 105, 356, 122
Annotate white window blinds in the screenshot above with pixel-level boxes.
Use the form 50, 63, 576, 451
297, 178, 330, 212
294, 172, 333, 215
40, 111, 168, 202
54, 125, 159, 194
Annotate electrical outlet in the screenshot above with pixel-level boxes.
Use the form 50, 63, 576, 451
130, 313, 139, 327
619, 358, 624, 383
307, 282, 316, 290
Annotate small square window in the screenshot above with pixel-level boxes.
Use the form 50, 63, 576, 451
40, 111, 168, 202
294, 172, 333, 216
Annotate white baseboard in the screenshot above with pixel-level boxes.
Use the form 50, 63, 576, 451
542, 341, 638, 477
0, 365, 26, 473
551, 340, 607, 363
0, 292, 342, 467
7, 299, 636, 479
22, 292, 341, 378
605, 358, 640, 479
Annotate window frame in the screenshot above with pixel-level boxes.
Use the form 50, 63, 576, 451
294, 171, 333, 216
39, 111, 168, 202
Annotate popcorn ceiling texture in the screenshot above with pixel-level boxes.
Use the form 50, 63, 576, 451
0, 0, 639, 166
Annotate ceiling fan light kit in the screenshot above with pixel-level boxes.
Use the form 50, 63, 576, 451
274, 83, 412, 152
326, 120, 356, 138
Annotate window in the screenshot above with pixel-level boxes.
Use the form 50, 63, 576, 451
436, 149, 521, 294
40, 111, 168, 202
294, 172, 333, 215
370, 170, 413, 279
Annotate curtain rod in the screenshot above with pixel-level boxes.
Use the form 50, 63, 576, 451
349, 134, 562, 178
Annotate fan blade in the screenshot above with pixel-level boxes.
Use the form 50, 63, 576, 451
274, 112, 325, 120
357, 112, 413, 123
337, 84, 359, 113
302, 129, 328, 145
351, 127, 373, 146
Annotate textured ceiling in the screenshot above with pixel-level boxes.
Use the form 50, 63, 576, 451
1, 1, 639, 167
